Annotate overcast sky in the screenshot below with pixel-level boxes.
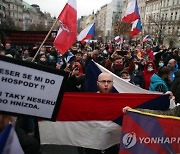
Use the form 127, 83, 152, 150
24, 0, 112, 18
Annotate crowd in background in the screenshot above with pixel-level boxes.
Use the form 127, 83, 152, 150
1, 40, 179, 95
0, 40, 180, 154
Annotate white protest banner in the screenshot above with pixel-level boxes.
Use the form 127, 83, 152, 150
0, 56, 67, 120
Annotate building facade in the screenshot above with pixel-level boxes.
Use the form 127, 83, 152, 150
144, 0, 180, 47
104, 0, 122, 40
0, 0, 55, 31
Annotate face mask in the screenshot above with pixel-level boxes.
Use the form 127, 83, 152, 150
147, 67, 154, 72
159, 62, 164, 67
124, 79, 130, 82
40, 51, 45, 55
93, 55, 97, 61
114, 63, 123, 70
40, 58, 46, 62
49, 55, 55, 61
135, 65, 139, 70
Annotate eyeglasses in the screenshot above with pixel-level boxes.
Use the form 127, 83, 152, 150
98, 80, 113, 84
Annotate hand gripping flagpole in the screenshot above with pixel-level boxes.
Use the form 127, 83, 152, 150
31, 17, 60, 62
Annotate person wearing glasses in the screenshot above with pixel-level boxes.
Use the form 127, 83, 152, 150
97, 72, 113, 93
83, 72, 119, 154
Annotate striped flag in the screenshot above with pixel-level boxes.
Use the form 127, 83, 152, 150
77, 23, 95, 43
122, 0, 140, 23
130, 19, 142, 38
39, 61, 170, 150
143, 35, 152, 42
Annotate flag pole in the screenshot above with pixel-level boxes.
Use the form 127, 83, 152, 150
31, 17, 59, 62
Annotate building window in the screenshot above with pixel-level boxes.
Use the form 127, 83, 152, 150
165, 13, 167, 20
170, 13, 173, 20
175, 12, 177, 20
162, 14, 164, 20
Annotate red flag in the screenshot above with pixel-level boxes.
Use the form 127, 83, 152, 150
120, 110, 180, 153
54, 0, 77, 54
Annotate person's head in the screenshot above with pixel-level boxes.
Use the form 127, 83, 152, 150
5, 43, 11, 50
23, 49, 29, 58
112, 57, 124, 70
146, 61, 156, 72
172, 49, 179, 56
38, 53, 47, 65
158, 66, 171, 81
158, 60, 164, 67
168, 59, 177, 69
146, 44, 151, 51
75, 50, 83, 62
120, 70, 130, 82
97, 72, 113, 93
39, 46, 46, 55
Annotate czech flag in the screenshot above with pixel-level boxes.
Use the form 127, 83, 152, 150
122, 0, 140, 23
130, 19, 142, 38
54, 0, 77, 54
114, 36, 121, 44
77, 23, 95, 43
143, 35, 152, 42
0, 124, 24, 154
39, 61, 170, 150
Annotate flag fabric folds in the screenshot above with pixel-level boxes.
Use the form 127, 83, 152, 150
122, 0, 140, 23
143, 35, 152, 42
39, 61, 170, 150
56, 92, 169, 123
77, 23, 95, 43
0, 124, 24, 154
120, 110, 180, 154
85, 60, 159, 94
54, 0, 77, 54
114, 36, 121, 44
130, 19, 142, 38
39, 92, 169, 150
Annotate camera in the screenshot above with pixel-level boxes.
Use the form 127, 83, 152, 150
117, 50, 127, 56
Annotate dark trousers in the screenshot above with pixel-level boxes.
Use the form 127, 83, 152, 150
82, 144, 119, 154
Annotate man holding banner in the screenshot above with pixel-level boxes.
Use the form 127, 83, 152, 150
83, 72, 119, 154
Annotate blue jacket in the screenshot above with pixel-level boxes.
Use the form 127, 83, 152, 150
149, 73, 169, 92
171, 64, 178, 81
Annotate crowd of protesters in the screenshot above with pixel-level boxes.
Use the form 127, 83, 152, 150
1, 41, 179, 94
0, 40, 180, 154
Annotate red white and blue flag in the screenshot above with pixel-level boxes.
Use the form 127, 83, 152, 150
114, 36, 122, 44
39, 61, 170, 150
143, 35, 152, 42
130, 19, 142, 38
77, 23, 95, 43
0, 124, 24, 154
122, 0, 140, 23
54, 0, 77, 54
120, 110, 180, 153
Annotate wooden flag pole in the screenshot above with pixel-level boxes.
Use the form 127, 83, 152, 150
31, 17, 59, 62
